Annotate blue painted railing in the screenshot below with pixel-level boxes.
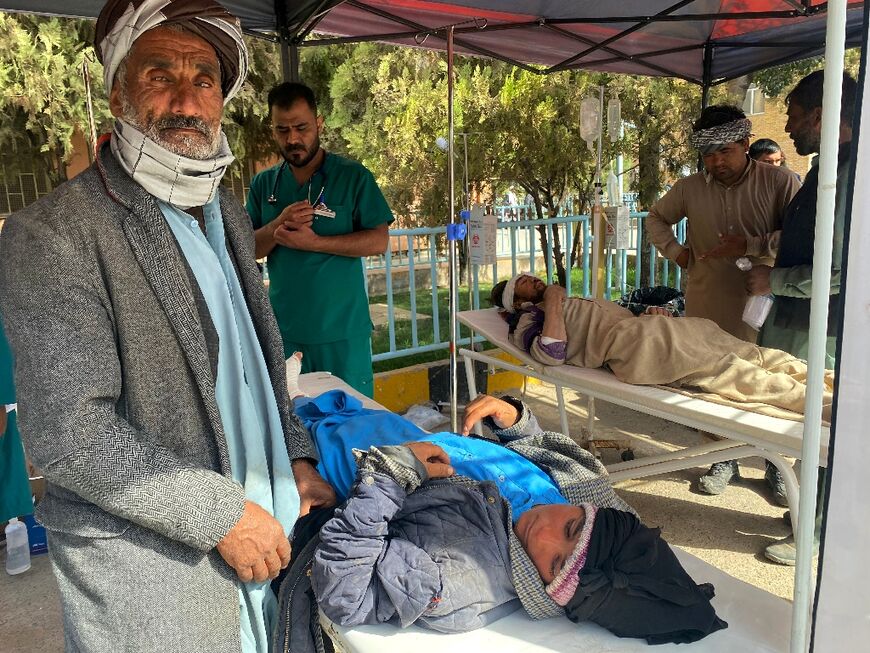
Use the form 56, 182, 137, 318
362, 209, 686, 363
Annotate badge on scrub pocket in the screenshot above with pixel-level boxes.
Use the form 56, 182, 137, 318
313, 202, 336, 219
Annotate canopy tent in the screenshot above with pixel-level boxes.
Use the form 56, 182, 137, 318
0, 2, 867, 652
3, 1, 866, 86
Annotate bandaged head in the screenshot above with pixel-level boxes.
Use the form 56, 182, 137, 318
95, 0, 249, 104
689, 117, 752, 155
501, 273, 533, 314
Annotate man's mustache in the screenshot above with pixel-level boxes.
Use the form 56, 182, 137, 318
154, 115, 212, 137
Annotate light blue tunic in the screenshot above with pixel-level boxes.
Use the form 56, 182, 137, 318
161, 198, 299, 653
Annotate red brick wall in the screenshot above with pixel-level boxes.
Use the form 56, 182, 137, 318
748, 97, 814, 177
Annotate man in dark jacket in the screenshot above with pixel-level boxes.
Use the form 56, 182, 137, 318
745, 70, 856, 566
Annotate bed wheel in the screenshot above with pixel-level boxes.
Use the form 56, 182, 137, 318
621, 449, 635, 462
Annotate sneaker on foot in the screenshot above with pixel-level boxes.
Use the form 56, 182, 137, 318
698, 460, 740, 495
765, 461, 789, 507
764, 533, 820, 566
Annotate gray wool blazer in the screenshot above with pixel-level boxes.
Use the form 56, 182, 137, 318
0, 143, 317, 652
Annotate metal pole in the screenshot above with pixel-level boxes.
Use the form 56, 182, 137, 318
280, 40, 300, 82
447, 26, 460, 433
463, 132, 476, 351
81, 55, 97, 161
791, 2, 847, 651
591, 85, 605, 298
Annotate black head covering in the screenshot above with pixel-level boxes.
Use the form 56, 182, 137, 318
565, 508, 728, 645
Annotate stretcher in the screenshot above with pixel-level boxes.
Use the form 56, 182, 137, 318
457, 308, 830, 528
297, 371, 795, 653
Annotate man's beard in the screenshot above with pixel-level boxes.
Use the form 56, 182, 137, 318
792, 131, 819, 157
120, 94, 221, 160
282, 133, 321, 168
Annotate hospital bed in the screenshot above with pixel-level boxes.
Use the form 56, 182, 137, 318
456, 308, 830, 528
298, 371, 794, 652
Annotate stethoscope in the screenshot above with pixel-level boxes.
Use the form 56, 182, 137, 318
267, 159, 328, 206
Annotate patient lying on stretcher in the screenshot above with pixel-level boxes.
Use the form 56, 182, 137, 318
287, 362, 727, 645
491, 274, 834, 420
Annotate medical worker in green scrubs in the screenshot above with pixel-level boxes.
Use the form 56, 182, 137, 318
1, 307, 32, 523
247, 82, 393, 398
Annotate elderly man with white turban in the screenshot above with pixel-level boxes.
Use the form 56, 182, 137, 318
0, 1, 335, 651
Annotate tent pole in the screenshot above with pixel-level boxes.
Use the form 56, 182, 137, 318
701, 42, 713, 108
791, 1, 847, 651
447, 25, 459, 432
280, 40, 300, 82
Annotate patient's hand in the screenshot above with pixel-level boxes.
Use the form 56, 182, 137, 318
461, 394, 519, 435
405, 442, 454, 479
543, 284, 566, 302
292, 459, 337, 517
642, 306, 672, 317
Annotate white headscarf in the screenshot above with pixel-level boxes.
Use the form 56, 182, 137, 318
96, 0, 249, 105
95, 0, 249, 207
501, 273, 533, 314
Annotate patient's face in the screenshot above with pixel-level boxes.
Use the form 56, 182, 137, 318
514, 504, 586, 584
513, 275, 546, 304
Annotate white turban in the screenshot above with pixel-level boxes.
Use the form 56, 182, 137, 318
95, 0, 249, 104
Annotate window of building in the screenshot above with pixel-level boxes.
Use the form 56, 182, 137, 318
743, 83, 766, 116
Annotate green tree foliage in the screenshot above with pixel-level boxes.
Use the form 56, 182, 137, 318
0, 14, 111, 184
752, 49, 861, 98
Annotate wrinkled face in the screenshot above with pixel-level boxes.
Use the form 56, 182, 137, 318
272, 99, 324, 168
512, 275, 547, 305
110, 27, 224, 160
514, 504, 586, 585
756, 151, 783, 166
786, 102, 822, 156
701, 139, 749, 186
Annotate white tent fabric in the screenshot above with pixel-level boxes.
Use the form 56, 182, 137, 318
811, 18, 870, 646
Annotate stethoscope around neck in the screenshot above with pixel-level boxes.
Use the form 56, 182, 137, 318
267, 159, 327, 206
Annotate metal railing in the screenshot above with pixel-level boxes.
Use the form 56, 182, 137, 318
363, 210, 686, 363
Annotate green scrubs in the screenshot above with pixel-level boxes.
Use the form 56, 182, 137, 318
247, 152, 393, 397
1, 308, 33, 522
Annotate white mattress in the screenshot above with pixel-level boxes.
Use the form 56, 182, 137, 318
298, 370, 793, 653
322, 547, 791, 653
458, 308, 829, 463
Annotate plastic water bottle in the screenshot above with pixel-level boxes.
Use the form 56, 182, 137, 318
736, 257, 773, 330
5, 517, 31, 575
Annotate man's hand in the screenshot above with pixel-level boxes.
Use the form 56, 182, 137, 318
292, 459, 336, 517
675, 248, 690, 269
543, 284, 566, 302
404, 442, 454, 479
274, 222, 321, 252
216, 500, 291, 584
642, 306, 673, 317
699, 233, 747, 260
277, 200, 315, 227
0, 409, 7, 439
461, 394, 520, 435
747, 265, 773, 295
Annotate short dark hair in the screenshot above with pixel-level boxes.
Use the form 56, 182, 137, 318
268, 82, 318, 115
786, 70, 857, 126
490, 280, 508, 309
749, 138, 782, 160
692, 105, 747, 132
